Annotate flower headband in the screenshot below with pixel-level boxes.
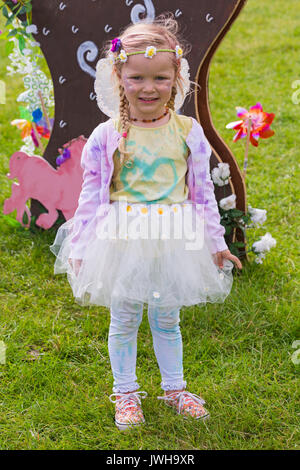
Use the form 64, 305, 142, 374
110, 37, 183, 63
93, 38, 190, 118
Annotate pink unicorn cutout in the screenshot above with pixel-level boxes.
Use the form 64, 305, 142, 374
3, 136, 86, 229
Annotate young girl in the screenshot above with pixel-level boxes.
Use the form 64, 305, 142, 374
50, 14, 242, 430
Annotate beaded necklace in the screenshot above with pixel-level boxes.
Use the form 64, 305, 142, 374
130, 107, 169, 123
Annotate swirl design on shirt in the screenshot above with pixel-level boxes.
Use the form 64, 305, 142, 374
120, 157, 178, 203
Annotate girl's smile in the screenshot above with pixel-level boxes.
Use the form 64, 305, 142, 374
119, 52, 176, 121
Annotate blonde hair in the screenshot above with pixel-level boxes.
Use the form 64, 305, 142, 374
102, 13, 191, 167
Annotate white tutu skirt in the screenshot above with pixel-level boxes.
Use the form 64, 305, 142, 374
50, 200, 234, 309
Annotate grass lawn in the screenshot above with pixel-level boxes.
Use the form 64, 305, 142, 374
0, 0, 299, 450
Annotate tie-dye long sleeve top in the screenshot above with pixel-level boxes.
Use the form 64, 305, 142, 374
69, 112, 229, 258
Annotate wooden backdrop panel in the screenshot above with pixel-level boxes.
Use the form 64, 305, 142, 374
12, 0, 247, 249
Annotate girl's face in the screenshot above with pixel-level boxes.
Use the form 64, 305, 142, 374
119, 52, 177, 120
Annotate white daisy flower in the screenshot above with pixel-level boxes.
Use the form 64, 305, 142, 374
171, 204, 181, 214
145, 46, 157, 59
126, 204, 137, 216
139, 205, 149, 217
153, 291, 160, 299
156, 205, 170, 217
175, 45, 183, 59
118, 49, 128, 63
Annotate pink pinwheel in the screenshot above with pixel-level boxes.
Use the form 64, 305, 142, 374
226, 102, 275, 179
226, 102, 275, 147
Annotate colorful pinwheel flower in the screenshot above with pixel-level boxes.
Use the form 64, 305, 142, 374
11, 106, 52, 150
226, 102, 275, 179
226, 102, 275, 147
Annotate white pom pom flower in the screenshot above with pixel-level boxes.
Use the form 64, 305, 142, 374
118, 49, 128, 63
144, 46, 157, 59
175, 45, 183, 59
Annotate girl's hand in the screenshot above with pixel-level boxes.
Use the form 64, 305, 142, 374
68, 258, 82, 276
213, 249, 243, 270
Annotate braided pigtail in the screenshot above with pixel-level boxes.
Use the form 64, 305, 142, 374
166, 86, 177, 111
118, 85, 132, 167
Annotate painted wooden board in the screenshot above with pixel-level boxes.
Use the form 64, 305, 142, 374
6, 0, 247, 252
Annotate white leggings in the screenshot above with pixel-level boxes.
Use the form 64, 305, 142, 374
108, 297, 187, 393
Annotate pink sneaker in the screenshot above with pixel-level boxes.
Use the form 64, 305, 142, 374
109, 391, 147, 430
157, 390, 210, 420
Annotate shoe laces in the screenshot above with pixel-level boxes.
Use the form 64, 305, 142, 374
157, 390, 205, 414
109, 391, 147, 412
